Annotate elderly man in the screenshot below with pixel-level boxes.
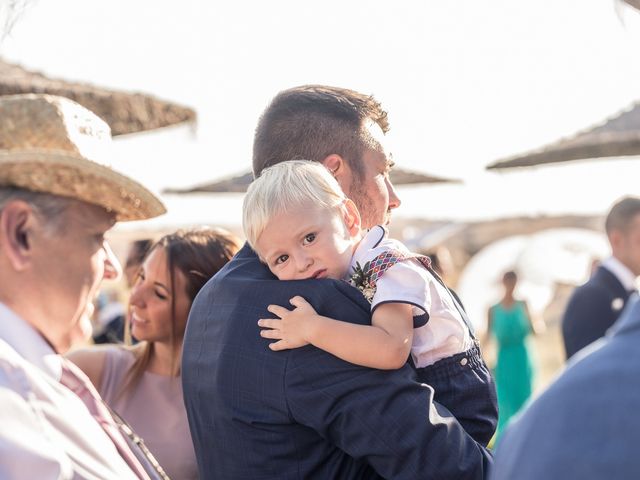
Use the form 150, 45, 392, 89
183, 85, 492, 479
0, 94, 166, 479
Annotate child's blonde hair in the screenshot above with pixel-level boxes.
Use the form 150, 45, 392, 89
242, 160, 346, 248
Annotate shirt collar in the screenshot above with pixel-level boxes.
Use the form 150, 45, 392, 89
357, 225, 386, 252
347, 225, 387, 275
601, 256, 638, 291
0, 302, 62, 381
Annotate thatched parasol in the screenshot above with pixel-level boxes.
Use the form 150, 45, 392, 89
163, 167, 460, 194
486, 101, 640, 170
0, 59, 196, 136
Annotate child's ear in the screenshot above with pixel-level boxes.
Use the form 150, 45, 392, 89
342, 199, 361, 236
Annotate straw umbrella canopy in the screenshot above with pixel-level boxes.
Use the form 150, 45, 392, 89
486, 101, 640, 170
0, 59, 196, 136
623, 0, 640, 10
163, 167, 460, 194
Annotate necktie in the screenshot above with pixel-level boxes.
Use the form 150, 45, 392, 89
59, 358, 151, 480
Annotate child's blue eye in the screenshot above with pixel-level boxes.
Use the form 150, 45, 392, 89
276, 254, 289, 265
303, 233, 316, 244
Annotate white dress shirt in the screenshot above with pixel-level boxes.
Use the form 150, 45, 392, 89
348, 226, 473, 367
0, 302, 138, 479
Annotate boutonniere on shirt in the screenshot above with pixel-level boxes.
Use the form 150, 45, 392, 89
349, 261, 375, 303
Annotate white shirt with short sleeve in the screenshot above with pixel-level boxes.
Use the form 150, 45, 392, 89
347, 226, 473, 368
0, 302, 139, 480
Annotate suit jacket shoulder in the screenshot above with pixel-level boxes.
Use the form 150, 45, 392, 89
183, 244, 491, 480
561, 266, 629, 358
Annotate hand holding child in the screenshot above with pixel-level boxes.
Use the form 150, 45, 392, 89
258, 296, 320, 351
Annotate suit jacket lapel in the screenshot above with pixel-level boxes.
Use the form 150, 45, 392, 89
596, 266, 630, 300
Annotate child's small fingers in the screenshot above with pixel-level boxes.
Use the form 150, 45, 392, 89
260, 328, 282, 340
289, 296, 309, 307
267, 304, 289, 317
269, 340, 290, 351
258, 318, 279, 329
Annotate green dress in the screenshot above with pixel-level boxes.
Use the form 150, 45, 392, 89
490, 300, 533, 437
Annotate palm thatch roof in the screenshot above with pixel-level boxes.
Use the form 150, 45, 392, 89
486, 101, 640, 170
0, 59, 196, 136
163, 167, 459, 194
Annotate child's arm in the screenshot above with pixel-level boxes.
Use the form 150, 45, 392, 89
258, 296, 414, 370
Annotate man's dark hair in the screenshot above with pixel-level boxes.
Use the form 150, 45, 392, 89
252, 85, 389, 179
605, 196, 640, 234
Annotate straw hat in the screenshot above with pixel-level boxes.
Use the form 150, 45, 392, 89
0, 94, 166, 221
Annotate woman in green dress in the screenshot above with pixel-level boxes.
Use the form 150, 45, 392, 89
488, 270, 535, 439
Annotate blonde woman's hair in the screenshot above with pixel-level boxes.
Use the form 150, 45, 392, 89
242, 160, 346, 248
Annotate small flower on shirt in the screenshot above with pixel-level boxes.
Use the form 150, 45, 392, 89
349, 261, 375, 303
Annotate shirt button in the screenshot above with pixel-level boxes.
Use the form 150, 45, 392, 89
460, 357, 468, 366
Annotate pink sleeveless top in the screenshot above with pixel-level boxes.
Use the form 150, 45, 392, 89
99, 346, 198, 480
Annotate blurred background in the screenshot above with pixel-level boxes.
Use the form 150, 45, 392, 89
3, 0, 640, 393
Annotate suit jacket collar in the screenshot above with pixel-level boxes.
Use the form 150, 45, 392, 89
601, 257, 637, 292
220, 242, 276, 280
594, 266, 631, 299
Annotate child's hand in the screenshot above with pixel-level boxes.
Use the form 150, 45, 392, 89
258, 296, 319, 351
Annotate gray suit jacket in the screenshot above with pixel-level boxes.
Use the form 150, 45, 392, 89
491, 294, 640, 479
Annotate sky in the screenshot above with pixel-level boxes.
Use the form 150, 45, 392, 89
3, 0, 640, 231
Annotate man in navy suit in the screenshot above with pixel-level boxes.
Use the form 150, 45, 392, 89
562, 196, 640, 359
182, 85, 491, 479
491, 294, 640, 479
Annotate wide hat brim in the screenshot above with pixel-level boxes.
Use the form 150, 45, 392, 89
0, 150, 166, 221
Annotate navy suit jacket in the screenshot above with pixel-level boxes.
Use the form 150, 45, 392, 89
561, 265, 633, 359
491, 294, 640, 479
182, 244, 491, 479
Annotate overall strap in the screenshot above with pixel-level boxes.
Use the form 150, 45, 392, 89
362, 249, 476, 339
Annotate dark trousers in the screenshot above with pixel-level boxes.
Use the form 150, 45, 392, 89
415, 343, 498, 446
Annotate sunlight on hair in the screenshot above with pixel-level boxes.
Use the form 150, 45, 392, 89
242, 160, 346, 248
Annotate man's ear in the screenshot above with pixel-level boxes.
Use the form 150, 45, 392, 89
0, 200, 36, 272
322, 155, 345, 179
342, 198, 362, 236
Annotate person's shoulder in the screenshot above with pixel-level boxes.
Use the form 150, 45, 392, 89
495, 327, 640, 479
568, 276, 610, 302
66, 344, 131, 388
0, 339, 32, 391
584, 266, 625, 292
66, 343, 122, 362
